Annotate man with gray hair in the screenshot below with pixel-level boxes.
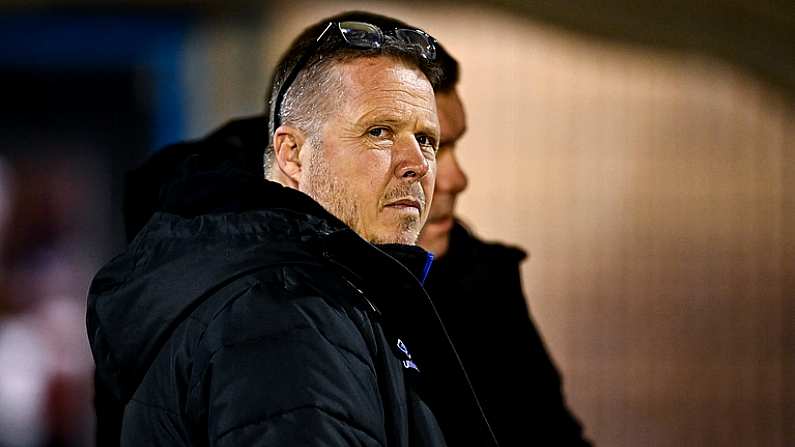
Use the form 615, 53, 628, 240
87, 12, 494, 446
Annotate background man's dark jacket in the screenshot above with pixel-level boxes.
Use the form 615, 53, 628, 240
422, 222, 592, 446
86, 119, 490, 446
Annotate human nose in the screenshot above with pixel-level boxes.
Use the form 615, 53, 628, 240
436, 150, 468, 193
395, 137, 430, 180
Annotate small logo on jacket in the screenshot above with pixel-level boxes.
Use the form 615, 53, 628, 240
397, 338, 420, 372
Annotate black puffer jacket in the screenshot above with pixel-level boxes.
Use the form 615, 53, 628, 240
86, 121, 491, 446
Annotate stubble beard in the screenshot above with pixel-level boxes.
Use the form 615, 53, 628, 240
302, 144, 423, 245
379, 182, 426, 245
302, 142, 361, 236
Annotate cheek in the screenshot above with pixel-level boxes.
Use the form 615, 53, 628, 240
356, 152, 394, 200
319, 139, 391, 215
428, 159, 438, 187
328, 145, 381, 179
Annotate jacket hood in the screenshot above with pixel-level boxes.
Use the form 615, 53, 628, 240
123, 115, 267, 242
89, 183, 338, 404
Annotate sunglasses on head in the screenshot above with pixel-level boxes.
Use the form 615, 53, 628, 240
269, 21, 438, 137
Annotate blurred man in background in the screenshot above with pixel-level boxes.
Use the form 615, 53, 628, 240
417, 44, 592, 447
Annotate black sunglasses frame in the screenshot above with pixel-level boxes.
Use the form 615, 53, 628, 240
268, 21, 437, 140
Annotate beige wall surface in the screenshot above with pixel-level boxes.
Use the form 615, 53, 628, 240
209, 2, 793, 445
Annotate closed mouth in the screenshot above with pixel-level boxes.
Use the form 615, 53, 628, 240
385, 198, 422, 212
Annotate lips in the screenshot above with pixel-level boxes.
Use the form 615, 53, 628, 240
385, 198, 422, 212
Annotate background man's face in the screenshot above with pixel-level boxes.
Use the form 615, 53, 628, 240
300, 56, 439, 245
418, 89, 468, 256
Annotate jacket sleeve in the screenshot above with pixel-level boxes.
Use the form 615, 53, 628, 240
189, 294, 387, 447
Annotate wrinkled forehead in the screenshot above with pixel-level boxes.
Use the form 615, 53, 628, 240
334, 56, 437, 116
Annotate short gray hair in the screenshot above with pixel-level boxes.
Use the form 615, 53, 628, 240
263, 57, 342, 175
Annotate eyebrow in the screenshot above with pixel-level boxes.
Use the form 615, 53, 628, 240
356, 105, 413, 122
357, 113, 405, 127
357, 110, 439, 136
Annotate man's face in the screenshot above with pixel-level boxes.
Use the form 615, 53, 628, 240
299, 56, 439, 245
417, 89, 468, 256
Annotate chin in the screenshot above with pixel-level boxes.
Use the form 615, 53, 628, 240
368, 225, 420, 246
393, 232, 419, 245
373, 232, 418, 246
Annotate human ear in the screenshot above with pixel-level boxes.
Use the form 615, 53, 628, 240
272, 125, 305, 188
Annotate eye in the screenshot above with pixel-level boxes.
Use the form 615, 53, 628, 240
368, 127, 388, 138
415, 134, 437, 151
